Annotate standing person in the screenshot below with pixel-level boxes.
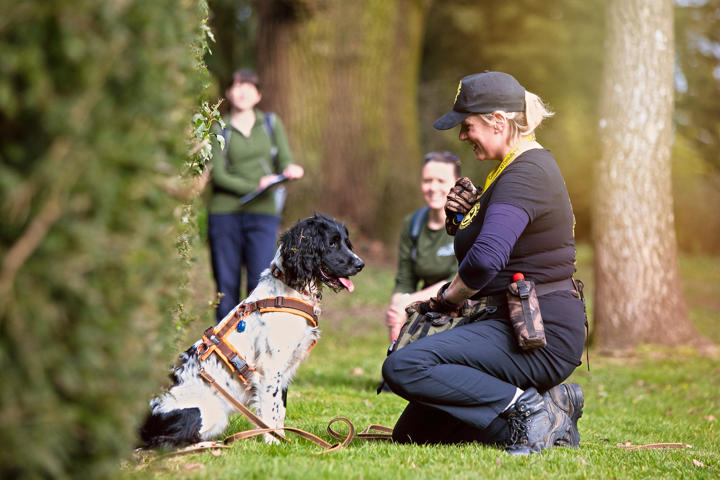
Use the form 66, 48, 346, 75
382, 72, 586, 455
208, 69, 304, 323
385, 152, 461, 343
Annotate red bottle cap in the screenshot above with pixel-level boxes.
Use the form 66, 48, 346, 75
513, 272, 525, 282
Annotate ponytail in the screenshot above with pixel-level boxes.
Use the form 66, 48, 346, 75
522, 91, 553, 135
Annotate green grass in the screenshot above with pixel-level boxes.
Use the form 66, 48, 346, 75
121, 246, 720, 479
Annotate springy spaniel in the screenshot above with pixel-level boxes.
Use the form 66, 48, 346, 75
140, 214, 364, 447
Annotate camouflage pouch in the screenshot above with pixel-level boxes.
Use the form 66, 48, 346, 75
378, 301, 499, 393
390, 301, 496, 353
507, 278, 546, 350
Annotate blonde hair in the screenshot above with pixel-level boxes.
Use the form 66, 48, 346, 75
478, 91, 554, 145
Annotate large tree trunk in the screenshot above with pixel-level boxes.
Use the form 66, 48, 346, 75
593, 0, 703, 349
256, 0, 429, 241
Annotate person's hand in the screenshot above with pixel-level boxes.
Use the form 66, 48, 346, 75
386, 293, 410, 342
407, 284, 465, 318
445, 177, 479, 235
258, 174, 280, 189
283, 164, 304, 180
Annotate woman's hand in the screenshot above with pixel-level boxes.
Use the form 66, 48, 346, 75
258, 174, 281, 189
408, 283, 465, 318
386, 293, 411, 342
283, 163, 304, 180
445, 177, 479, 235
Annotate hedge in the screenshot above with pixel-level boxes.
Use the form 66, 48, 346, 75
0, 1, 210, 477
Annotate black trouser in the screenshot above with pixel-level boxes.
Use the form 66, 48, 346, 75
208, 212, 281, 323
381, 293, 583, 445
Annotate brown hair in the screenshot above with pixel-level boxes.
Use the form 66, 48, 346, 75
423, 151, 462, 178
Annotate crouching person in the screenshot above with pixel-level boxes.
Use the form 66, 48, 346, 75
381, 72, 586, 454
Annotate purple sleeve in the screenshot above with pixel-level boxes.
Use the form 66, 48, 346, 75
457, 203, 530, 291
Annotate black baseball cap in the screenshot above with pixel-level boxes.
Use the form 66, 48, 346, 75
433, 72, 526, 130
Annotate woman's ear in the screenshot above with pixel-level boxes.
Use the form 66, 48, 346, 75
492, 111, 507, 132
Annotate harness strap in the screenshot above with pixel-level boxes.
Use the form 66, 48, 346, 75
197, 296, 318, 383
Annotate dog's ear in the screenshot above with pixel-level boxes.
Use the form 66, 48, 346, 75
280, 216, 326, 290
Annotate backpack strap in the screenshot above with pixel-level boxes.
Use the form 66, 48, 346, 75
262, 112, 280, 173
409, 206, 430, 261
220, 127, 232, 169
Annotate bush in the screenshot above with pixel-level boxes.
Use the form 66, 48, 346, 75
0, 1, 209, 477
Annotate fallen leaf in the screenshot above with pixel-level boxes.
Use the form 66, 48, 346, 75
495, 458, 502, 466
350, 367, 364, 377
692, 459, 705, 467
210, 449, 223, 457
183, 462, 205, 471
704, 415, 716, 422
579, 456, 588, 466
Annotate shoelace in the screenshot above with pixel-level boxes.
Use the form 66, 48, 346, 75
507, 414, 528, 446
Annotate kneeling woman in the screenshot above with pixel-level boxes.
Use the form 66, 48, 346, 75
382, 72, 586, 455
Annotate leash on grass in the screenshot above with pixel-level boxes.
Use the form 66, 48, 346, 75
198, 368, 393, 455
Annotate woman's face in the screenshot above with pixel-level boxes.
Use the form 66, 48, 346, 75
421, 160, 457, 211
226, 81, 261, 112
458, 114, 507, 161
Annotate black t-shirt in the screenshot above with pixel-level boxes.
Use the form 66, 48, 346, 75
454, 149, 576, 296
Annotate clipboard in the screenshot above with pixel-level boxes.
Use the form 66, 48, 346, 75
239, 174, 289, 206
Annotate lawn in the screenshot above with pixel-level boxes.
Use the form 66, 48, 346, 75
122, 244, 720, 479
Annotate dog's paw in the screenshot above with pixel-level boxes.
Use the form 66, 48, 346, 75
263, 432, 281, 445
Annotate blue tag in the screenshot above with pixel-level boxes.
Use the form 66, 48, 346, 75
236, 319, 246, 333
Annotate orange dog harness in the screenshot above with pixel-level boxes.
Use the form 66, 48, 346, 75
196, 297, 318, 384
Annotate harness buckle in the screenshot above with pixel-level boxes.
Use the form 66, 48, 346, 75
209, 334, 221, 345
274, 296, 285, 308
230, 355, 250, 377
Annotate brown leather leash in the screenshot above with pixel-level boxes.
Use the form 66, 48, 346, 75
199, 368, 392, 454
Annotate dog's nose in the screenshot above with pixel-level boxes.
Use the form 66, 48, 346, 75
353, 257, 365, 271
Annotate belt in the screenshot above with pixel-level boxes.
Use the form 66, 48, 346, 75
475, 277, 577, 305
536, 277, 576, 297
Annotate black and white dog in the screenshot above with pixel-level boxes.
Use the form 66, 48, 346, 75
140, 214, 364, 447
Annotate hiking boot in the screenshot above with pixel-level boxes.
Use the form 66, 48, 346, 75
543, 383, 583, 447
503, 387, 574, 455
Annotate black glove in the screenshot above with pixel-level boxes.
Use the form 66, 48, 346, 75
445, 177, 480, 235
407, 283, 465, 318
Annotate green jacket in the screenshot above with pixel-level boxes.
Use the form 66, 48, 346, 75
209, 110, 294, 215
393, 211, 458, 294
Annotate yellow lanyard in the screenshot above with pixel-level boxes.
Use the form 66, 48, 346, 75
481, 134, 536, 194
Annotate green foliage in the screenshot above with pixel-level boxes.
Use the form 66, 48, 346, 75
122, 247, 719, 479
0, 0, 211, 478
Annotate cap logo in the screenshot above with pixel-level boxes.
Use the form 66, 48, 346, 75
454, 80, 462, 104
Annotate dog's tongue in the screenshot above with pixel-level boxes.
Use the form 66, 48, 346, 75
339, 277, 355, 293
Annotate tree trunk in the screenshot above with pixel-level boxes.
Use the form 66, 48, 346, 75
593, 0, 703, 349
256, 0, 429, 241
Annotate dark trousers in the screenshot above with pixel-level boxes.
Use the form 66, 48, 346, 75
381, 313, 579, 445
208, 212, 281, 323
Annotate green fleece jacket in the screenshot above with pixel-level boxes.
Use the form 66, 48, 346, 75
393, 211, 458, 294
209, 110, 294, 215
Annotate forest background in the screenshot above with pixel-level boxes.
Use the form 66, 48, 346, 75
207, 0, 720, 254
